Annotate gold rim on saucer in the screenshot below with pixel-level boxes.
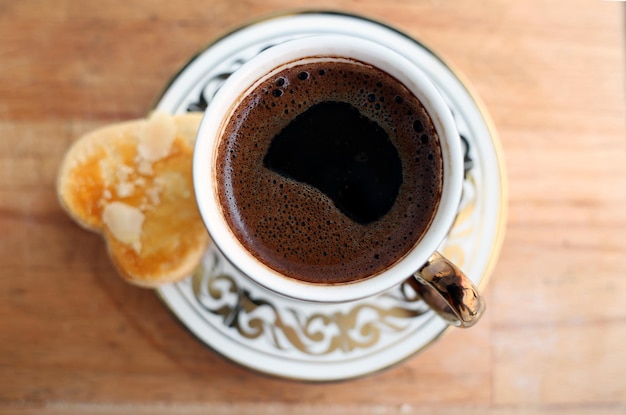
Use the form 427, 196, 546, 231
153, 11, 507, 382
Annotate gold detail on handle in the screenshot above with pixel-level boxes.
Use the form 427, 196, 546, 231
409, 252, 485, 328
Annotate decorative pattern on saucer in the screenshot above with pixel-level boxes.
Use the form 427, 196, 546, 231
155, 12, 506, 381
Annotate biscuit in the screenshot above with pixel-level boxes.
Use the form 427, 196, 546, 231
57, 112, 209, 287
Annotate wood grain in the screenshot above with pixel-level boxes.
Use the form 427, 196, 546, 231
1, 0, 624, 413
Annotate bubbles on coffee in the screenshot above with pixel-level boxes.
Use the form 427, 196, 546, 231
216, 59, 443, 284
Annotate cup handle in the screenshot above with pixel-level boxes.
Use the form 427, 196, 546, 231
408, 252, 486, 328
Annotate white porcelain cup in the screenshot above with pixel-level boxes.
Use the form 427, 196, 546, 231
193, 35, 485, 327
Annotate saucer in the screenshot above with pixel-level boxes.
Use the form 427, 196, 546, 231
154, 11, 507, 381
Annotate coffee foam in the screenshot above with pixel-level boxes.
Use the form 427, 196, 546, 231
216, 59, 442, 284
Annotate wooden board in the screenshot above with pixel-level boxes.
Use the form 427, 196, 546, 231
1, 0, 624, 413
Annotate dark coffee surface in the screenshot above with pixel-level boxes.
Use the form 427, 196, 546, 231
216, 59, 443, 284
263, 100, 402, 225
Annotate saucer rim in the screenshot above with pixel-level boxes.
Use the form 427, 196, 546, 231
153, 10, 507, 382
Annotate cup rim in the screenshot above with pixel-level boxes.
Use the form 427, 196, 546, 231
193, 34, 463, 303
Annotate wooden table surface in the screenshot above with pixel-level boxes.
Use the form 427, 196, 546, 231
1, 0, 624, 414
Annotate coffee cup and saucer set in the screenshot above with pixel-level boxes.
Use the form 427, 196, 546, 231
153, 11, 507, 382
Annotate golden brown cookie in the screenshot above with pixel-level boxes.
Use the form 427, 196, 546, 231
57, 112, 209, 287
